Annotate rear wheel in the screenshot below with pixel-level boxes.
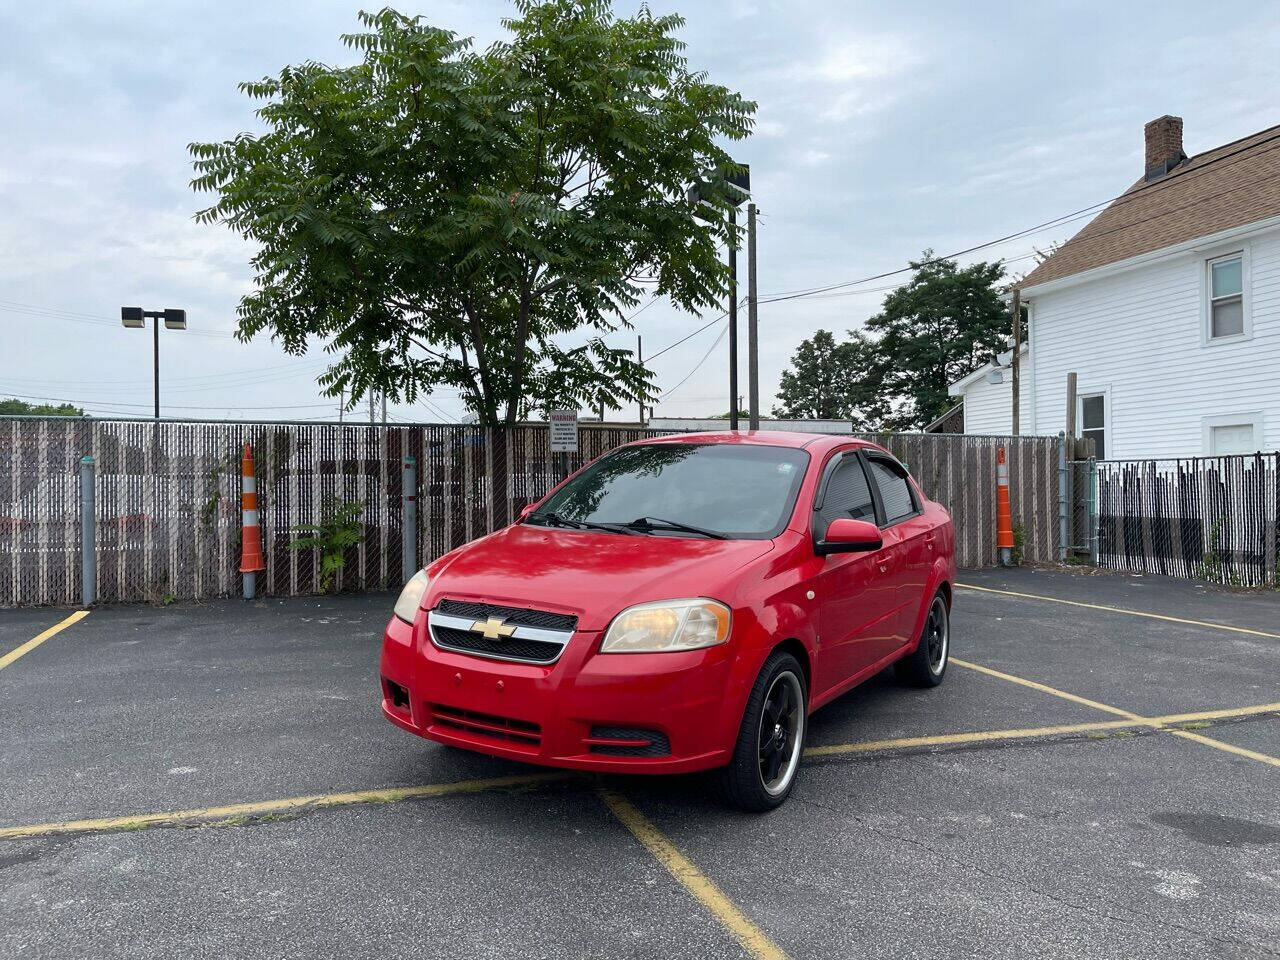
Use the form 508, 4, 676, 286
714, 651, 807, 811
895, 591, 949, 687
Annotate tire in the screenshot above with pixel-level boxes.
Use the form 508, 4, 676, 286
895, 591, 950, 688
713, 651, 808, 812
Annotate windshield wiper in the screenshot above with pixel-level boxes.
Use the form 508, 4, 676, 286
623, 516, 728, 540
532, 512, 639, 535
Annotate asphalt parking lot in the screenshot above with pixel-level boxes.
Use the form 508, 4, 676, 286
2, 568, 1278, 960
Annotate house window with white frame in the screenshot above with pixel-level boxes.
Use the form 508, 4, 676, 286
1207, 253, 1245, 339
1080, 394, 1105, 459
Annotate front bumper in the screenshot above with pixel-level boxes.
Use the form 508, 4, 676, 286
379, 611, 739, 774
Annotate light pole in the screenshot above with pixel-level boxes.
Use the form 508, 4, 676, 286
121, 307, 187, 419
689, 164, 751, 429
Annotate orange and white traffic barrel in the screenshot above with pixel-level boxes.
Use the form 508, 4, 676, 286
996, 446, 1014, 567
240, 442, 265, 598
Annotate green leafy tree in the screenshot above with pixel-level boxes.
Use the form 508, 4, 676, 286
771, 330, 878, 425
862, 252, 1008, 430
0, 399, 84, 416
190, 2, 755, 424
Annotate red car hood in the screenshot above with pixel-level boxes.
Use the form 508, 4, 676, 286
424, 523, 776, 631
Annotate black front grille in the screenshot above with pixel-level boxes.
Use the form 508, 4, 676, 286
589, 726, 672, 757
437, 598, 577, 632
431, 625, 564, 663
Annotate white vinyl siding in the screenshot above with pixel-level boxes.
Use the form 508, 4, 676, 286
1027, 229, 1280, 459
956, 362, 1031, 435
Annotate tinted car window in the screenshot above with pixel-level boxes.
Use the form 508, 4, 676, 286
818, 456, 876, 530
532, 443, 809, 539
866, 458, 916, 523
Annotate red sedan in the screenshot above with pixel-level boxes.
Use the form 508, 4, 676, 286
380, 432, 955, 810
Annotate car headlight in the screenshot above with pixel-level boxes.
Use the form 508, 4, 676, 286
600, 598, 731, 653
393, 570, 430, 624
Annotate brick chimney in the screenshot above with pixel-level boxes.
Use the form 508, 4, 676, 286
1144, 115, 1185, 180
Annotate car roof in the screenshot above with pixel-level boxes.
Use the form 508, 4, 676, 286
624, 430, 877, 454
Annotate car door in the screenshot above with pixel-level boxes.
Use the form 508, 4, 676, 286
810, 451, 902, 694
862, 454, 929, 648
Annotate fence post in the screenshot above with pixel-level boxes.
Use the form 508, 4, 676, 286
1088, 455, 1099, 566
79, 454, 95, 606
402, 455, 417, 581
1057, 431, 1068, 563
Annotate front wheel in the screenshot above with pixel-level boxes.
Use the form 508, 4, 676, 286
895, 591, 950, 687
713, 651, 807, 811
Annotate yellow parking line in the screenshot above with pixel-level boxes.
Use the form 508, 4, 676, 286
805, 701, 1280, 758
953, 658, 1280, 768
0, 773, 569, 840
0, 610, 90, 672
952, 658, 1143, 720
955, 582, 1280, 639
598, 789, 788, 960
805, 720, 1138, 756
1168, 730, 1280, 769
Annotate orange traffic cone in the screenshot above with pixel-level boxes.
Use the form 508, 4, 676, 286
996, 446, 1014, 567
240, 442, 265, 598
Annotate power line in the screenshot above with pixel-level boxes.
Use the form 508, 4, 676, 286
657, 321, 729, 401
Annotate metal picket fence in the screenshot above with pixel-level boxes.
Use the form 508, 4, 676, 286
1087, 453, 1280, 586
1, 418, 1064, 606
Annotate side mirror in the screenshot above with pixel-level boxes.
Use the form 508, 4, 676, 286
518, 503, 538, 521
815, 517, 882, 556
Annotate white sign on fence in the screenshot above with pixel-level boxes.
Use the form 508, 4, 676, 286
549, 409, 578, 452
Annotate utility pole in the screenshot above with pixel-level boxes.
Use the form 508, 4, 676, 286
1065, 372, 1078, 458
381, 391, 387, 427
747, 202, 759, 431
368, 390, 375, 425
338, 387, 345, 425
728, 207, 739, 430
1010, 287, 1022, 435
636, 335, 644, 425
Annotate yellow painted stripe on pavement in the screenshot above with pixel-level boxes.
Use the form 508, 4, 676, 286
599, 789, 788, 960
805, 700, 1280, 758
954, 657, 1280, 769
955, 582, 1280, 639
1169, 730, 1280, 768
804, 719, 1138, 757
0, 773, 569, 840
0, 610, 90, 672
952, 657, 1143, 720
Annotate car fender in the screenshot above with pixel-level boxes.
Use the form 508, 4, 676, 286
902, 554, 954, 654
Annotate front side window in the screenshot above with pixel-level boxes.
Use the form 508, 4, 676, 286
865, 457, 917, 524
531, 443, 809, 539
816, 456, 876, 532
1081, 394, 1106, 459
1208, 254, 1244, 339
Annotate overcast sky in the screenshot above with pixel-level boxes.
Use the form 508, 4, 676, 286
3, 0, 1278, 424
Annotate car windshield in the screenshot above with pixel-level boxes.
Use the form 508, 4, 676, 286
529, 442, 809, 540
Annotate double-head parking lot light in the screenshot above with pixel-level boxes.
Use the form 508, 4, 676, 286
121, 306, 187, 418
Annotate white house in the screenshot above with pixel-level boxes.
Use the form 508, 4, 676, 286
950, 115, 1280, 460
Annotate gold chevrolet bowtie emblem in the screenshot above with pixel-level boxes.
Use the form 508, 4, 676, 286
471, 616, 517, 640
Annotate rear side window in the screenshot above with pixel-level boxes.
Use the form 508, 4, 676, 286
866, 458, 917, 524
818, 457, 876, 529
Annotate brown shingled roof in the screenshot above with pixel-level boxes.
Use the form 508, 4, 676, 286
1019, 123, 1280, 289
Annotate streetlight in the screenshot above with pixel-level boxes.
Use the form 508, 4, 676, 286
121, 306, 187, 418
689, 164, 751, 430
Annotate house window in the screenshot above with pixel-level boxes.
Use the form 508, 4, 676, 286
1203, 413, 1264, 456
1080, 394, 1106, 459
1207, 253, 1245, 339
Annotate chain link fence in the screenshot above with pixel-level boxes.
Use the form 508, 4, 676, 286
1085, 454, 1280, 586
2, 418, 1065, 606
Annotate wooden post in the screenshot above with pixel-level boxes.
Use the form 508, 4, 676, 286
1010, 287, 1022, 435
1064, 372, 1078, 459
